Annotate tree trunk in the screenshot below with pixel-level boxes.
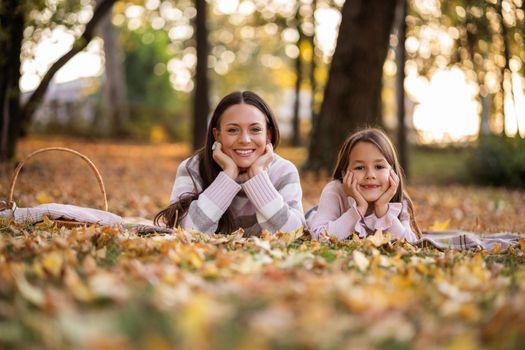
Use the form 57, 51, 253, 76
21, 0, 117, 125
496, 0, 513, 136
306, 0, 398, 172
0, 0, 24, 161
0, 0, 116, 161
292, 4, 304, 147
192, 0, 209, 151
395, 0, 408, 179
309, 0, 317, 120
99, 0, 129, 136
480, 94, 491, 135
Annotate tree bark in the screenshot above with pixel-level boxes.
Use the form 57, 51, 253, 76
306, 0, 398, 172
496, 0, 513, 136
99, 0, 129, 136
292, 4, 304, 147
308, 0, 318, 120
0, 0, 117, 161
192, 0, 209, 151
0, 0, 24, 161
395, 0, 408, 179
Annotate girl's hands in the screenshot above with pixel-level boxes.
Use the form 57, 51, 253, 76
374, 169, 399, 218
212, 142, 239, 179
248, 143, 274, 178
342, 170, 368, 217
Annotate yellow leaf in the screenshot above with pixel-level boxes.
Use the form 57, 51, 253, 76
101, 226, 120, 235
36, 191, 52, 204
430, 219, 450, 231
367, 230, 392, 247
459, 303, 482, 321
518, 239, 525, 251
35, 215, 55, 229
415, 262, 429, 275
189, 251, 203, 269
42, 251, 63, 277
64, 268, 93, 302
447, 333, 479, 350
491, 243, 501, 254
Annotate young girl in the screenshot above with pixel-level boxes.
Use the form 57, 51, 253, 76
307, 128, 421, 243
154, 91, 305, 235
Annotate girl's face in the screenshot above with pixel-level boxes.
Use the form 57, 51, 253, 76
348, 141, 392, 203
213, 104, 271, 170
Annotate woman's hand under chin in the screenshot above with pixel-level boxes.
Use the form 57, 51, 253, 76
212, 142, 239, 179
248, 143, 274, 178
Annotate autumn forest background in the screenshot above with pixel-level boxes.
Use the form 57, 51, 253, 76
1, 0, 525, 349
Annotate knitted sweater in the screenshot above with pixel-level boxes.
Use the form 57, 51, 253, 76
169, 154, 305, 235
307, 180, 417, 243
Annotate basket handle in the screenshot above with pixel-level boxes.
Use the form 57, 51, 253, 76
7, 147, 108, 211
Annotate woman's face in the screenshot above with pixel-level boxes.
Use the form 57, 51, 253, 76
348, 141, 392, 203
213, 104, 271, 170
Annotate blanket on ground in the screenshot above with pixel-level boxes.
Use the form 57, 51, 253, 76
1, 203, 523, 250
418, 230, 523, 251
0, 202, 172, 235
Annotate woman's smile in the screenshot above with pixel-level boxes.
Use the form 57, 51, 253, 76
234, 148, 256, 157
213, 104, 271, 169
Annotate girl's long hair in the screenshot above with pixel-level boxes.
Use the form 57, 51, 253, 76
154, 91, 281, 232
331, 128, 422, 238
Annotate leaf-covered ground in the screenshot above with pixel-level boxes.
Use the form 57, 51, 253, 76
1, 137, 524, 349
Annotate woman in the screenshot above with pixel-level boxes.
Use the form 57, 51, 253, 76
154, 91, 305, 235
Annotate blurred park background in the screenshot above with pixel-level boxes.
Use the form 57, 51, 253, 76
3, 2, 525, 349
2, 0, 525, 219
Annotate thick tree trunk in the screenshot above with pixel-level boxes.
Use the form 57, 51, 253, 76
0, 0, 24, 161
99, 0, 129, 135
306, 0, 398, 172
395, 0, 408, 179
192, 0, 209, 151
0, 0, 116, 161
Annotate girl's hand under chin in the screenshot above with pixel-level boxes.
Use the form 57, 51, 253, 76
212, 142, 239, 179
342, 170, 368, 217
248, 143, 274, 178
374, 169, 400, 218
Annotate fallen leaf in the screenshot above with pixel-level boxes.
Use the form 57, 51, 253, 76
430, 219, 451, 231
352, 250, 369, 272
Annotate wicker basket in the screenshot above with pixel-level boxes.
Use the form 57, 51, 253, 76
3, 147, 108, 227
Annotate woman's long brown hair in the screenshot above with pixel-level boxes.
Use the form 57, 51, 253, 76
154, 91, 281, 233
331, 128, 422, 238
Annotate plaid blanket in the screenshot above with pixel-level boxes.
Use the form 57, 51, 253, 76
418, 231, 524, 251
1, 203, 523, 250
0, 202, 175, 236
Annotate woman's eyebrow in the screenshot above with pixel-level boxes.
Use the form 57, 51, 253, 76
224, 122, 264, 126
350, 159, 387, 163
